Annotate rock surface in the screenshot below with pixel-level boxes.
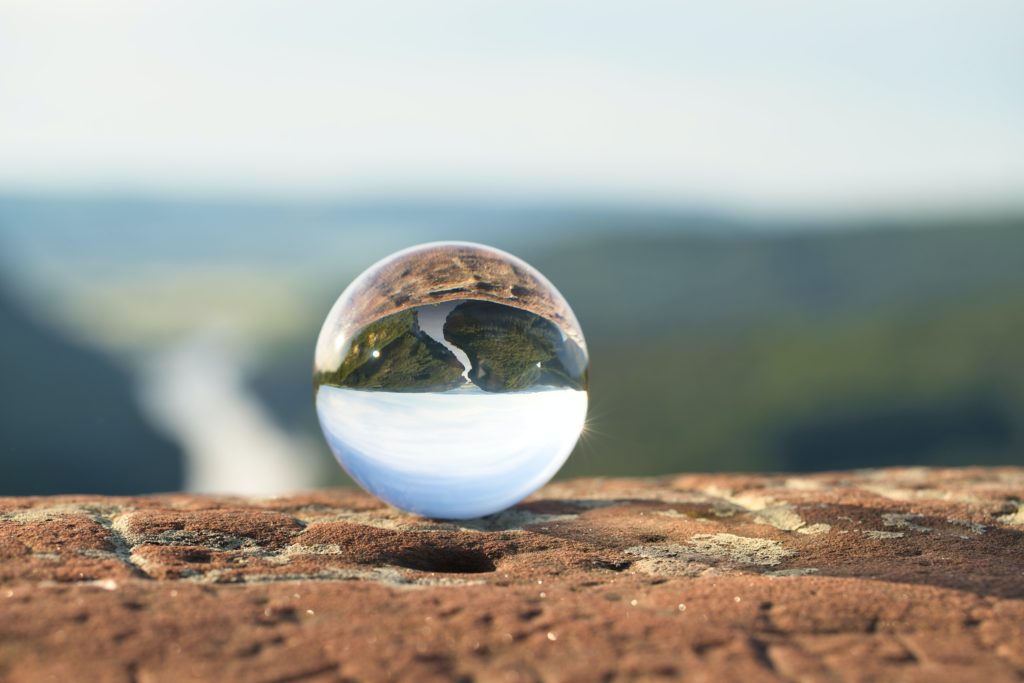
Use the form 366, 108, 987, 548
1, 467, 1022, 682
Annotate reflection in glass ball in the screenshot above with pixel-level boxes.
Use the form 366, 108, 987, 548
313, 242, 589, 519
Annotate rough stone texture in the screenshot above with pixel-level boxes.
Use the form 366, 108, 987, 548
1, 467, 1022, 682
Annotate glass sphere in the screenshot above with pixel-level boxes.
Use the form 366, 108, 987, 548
313, 242, 588, 519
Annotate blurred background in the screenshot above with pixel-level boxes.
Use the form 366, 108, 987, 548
2, 1, 1023, 496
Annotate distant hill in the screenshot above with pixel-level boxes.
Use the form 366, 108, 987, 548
2, 194, 1022, 485
526, 222, 1024, 475
0, 194, 739, 279
0, 285, 183, 494
528, 221, 1024, 337
246, 217, 1024, 477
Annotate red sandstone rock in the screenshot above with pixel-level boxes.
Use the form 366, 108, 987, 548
1, 467, 1022, 681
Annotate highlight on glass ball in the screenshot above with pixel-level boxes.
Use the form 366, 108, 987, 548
313, 242, 589, 519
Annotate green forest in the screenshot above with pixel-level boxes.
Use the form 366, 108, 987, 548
317, 301, 588, 393
289, 218, 1024, 479
530, 221, 1024, 476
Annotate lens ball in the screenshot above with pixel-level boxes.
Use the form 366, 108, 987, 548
313, 242, 588, 519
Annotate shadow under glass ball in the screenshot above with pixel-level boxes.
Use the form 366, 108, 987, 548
313, 243, 588, 519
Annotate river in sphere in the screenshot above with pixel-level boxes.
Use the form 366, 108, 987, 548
316, 384, 587, 519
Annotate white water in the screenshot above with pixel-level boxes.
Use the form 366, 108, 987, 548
137, 339, 324, 495
415, 301, 473, 382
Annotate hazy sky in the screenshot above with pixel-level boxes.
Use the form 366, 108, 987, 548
2, 0, 1023, 212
